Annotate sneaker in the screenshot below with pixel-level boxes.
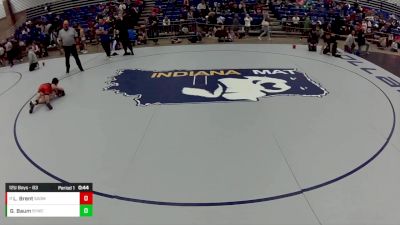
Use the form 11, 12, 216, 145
112, 52, 119, 56
123, 52, 130, 56
29, 101, 35, 114
268, 38, 271, 41
258, 37, 262, 40
46, 103, 53, 110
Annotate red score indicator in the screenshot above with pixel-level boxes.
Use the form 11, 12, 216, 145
80, 192, 93, 205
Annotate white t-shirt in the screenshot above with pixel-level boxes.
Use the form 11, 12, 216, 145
344, 34, 355, 46
392, 41, 398, 50
292, 16, 300, 24
197, 3, 206, 10
244, 17, 252, 27
119, 4, 126, 11
0, 47, 4, 56
5, 41, 12, 52
262, 20, 269, 27
217, 16, 225, 24
163, 18, 171, 26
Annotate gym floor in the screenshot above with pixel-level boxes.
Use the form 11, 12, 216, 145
1, 44, 400, 225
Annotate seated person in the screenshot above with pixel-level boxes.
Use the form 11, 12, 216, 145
344, 30, 356, 53
29, 78, 65, 114
28, 45, 39, 71
321, 32, 340, 57
215, 26, 232, 42
32, 41, 42, 57
137, 27, 147, 45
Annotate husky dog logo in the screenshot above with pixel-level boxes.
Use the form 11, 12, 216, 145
105, 68, 328, 106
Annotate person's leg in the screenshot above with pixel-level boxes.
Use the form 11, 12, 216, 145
127, 40, 134, 55
101, 41, 111, 57
30, 93, 51, 113
43, 95, 53, 109
259, 30, 267, 39
63, 46, 71, 73
29, 63, 38, 71
7, 51, 14, 66
112, 40, 117, 52
121, 39, 128, 54
365, 43, 370, 54
70, 45, 84, 71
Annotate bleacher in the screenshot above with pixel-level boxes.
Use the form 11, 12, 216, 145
26, 0, 108, 20
154, 0, 264, 27
269, 0, 399, 35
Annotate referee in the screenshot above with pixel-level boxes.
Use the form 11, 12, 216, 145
58, 20, 84, 73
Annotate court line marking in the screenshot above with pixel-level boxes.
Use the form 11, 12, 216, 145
0, 71, 22, 98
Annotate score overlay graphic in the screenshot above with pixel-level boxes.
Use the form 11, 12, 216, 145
5, 183, 93, 217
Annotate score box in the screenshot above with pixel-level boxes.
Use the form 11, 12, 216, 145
5, 183, 93, 217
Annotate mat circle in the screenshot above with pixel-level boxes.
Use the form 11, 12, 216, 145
13, 49, 396, 206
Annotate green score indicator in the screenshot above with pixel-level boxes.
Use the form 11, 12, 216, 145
80, 205, 93, 217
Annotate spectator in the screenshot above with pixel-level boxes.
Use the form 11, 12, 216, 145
147, 12, 159, 45
244, 14, 253, 36
217, 15, 225, 25
238, 1, 246, 14
215, 26, 231, 42
118, 0, 127, 17
307, 28, 319, 51
163, 16, 171, 26
390, 41, 398, 52
197, 0, 207, 17
0, 44, 5, 66
321, 32, 339, 57
163, 16, 171, 33
28, 46, 39, 71
137, 27, 147, 45
292, 13, 300, 31
232, 14, 241, 38
96, 18, 112, 57
387, 33, 394, 48
344, 30, 356, 53
77, 24, 88, 54
356, 29, 369, 55
303, 16, 311, 34
5, 39, 14, 67
258, 17, 271, 40
32, 41, 42, 57
115, 14, 134, 56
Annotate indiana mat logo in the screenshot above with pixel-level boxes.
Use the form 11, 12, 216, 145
104, 69, 328, 106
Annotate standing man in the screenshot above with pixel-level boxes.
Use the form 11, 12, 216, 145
356, 29, 370, 55
58, 20, 84, 73
116, 14, 134, 56
147, 13, 159, 45
96, 18, 112, 57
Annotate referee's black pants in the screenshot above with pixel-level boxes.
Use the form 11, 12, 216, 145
63, 45, 83, 73
101, 41, 111, 57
